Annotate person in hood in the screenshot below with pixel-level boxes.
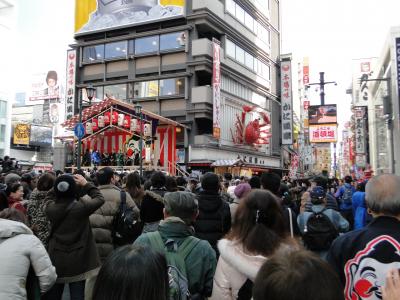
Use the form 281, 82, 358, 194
187, 173, 202, 194
0, 208, 57, 299
194, 172, 231, 255
44, 174, 104, 300
27, 173, 56, 248
210, 189, 297, 300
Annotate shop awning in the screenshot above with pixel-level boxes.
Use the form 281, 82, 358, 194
211, 159, 244, 167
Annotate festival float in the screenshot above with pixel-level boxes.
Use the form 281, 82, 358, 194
61, 98, 185, 175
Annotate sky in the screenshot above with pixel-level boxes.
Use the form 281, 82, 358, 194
281, 0, 400, 131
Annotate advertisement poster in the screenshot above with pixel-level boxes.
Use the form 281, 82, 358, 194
212, 38, 221, 139
308, 105, 337, 125
281, 58, 293, 145
309, 124, 338, 143
29, 126, 53, 147
75, 0, 186, 35
314, 145, 331, 172
29, 71, 60, 101
13, 124, 30, 145
65, 49, 77, 121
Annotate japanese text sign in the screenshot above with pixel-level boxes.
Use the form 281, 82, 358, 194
309, 124, 337, 143
281, 59, 293, 145
65, 49, 77, 121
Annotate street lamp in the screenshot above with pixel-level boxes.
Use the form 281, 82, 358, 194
134, 102, 143, 177
77, 84, 95, 170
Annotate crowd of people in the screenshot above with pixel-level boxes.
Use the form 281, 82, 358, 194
1, 154, 400, 300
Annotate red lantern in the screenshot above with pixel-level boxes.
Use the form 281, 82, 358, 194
124, 115, 131, 129
104, 112, 111, 125
112, 112, 118, 124
92, 118, 98, 131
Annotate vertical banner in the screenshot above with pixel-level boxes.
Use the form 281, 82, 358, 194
303, 57, 309, 85
354, 107, 367, 167
212, 38, 221, 139
352, 58, 376, 106
396, 38, 400, 108
281, 58, 293, 145
65, 49, 77, 120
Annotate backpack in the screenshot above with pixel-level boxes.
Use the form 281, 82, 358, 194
147, 231, 200, 300
302, 209, 338, 251
112, 191, 142, 247
340, 185, 353, 206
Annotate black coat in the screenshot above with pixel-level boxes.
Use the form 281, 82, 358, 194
46, 183, 104, 282
194, 191, 231, 254
140, 189, 165, 223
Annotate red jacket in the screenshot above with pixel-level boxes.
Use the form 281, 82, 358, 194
8, 197, 27, 214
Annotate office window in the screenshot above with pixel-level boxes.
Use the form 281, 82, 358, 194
128, 40, 135, 55
226, 0, 236, 15
82, 44, 105, 62
235, 46, 245, 65
235, 4, 245, 23
159, 78, 185, 96
135, 35, 159, 54
245, 52, 254, 70
226, 40, 235, 58
0, 125, 5, 142
134, 81, 159, 98
160, 32, 186, 51
0, 100, 6, 118
105, 41, 127, 59
104, 84, 127, 100
244, 12, 254, 31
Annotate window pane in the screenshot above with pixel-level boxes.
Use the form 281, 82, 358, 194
160, 32, 186, 51
226, 40, 235, 58
83, 44, 104, 62
235, 4, 245, 23
226, 0, 235, 15
245, 52, 254, 69
0, 125, 5, 142
104, 84, 127, 100
159, 78, 185, 96
105, 41, 127, 59
128, 40, 134, 54
236, 46, 245, 64
135, 35, 159, 54
244, 12, 254, 31
134, 81, 159, 98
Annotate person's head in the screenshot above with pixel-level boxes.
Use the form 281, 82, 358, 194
126, 172, 141, 198
36, 173, 56, 192
188, 173, 200, 188
227, 189, 286, 256
249, 176, 261, 189
96, 167, 116, 186
93, 245, 168, 300
21, 173, 32, 185
46, 70, 58, 87
163, 191, 199, 225
260, 172, 281, 195
224, 173, 233, 182
4, 173, 21, 185
150, 171, 166, 189
365, 174, 400, 217
310, 186, 326, 205
176, 176, 187, 188
253, 250, 344, 300
311, 175, 328, 190
201, 172, 220, 193
0, 207, 28, 225
165, 176, 178, 192
344, 175, 353, 184
3, 155, 9, 161
6, 183, 24, 200
234, 183, 252, 199
54, 175, 77, 201
357, 181, 366, 192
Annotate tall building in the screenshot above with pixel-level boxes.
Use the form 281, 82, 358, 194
0, 0, 16, 157
71, 0, 283, 174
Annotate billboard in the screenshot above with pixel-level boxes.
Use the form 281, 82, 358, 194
309, 124, 338, 143
13, 124, 30, 145
308, 105, 337, 125
281, 58, 293, 145
29, 71, 60, 101
75, 0, 186, 35
29, 126, 53, 147
212, 38, 221, 139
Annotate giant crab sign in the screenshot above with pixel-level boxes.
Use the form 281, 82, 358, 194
231, 105, 271, 147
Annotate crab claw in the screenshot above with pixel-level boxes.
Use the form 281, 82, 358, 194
259, 112, 270, 124
243, 105, 257, 113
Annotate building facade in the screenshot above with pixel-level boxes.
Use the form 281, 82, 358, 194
71, 0, 282, 174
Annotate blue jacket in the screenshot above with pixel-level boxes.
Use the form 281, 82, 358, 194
335, 183, 356, 211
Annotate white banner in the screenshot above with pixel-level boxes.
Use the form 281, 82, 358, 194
212, 38, 221, 139
354, 107, 366, 154
281, 59, 293, 145
352, 58, 376, 107
65, 49, 77, 121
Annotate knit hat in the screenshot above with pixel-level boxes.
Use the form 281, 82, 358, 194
310, 186, 325, 200
4, 173, 21, 185
54, 175, 76, 200
234, 183, 251, 199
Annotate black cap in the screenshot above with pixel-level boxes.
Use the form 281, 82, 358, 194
96, 167, 115, 185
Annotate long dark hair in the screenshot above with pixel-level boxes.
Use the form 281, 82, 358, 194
227, 189, 287, 256
93, 245, 169, 300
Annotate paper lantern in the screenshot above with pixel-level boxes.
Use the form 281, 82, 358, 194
130, 118, 138, 132
124, 115, 131, 129
104, 112, 111, 125
144, 123, 152, 137
98, 116, 105, 128
92, 118, 98, 131
86, 122, 93, 135
145, 146, 151, 162
118, 114, 124, 127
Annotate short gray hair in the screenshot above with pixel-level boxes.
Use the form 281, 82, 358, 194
365, 174, 400, 216
163, 191, 198, 224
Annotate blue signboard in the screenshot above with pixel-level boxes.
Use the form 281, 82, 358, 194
74, 123, 85, 139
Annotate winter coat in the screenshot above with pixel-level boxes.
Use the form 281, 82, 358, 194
210, 239, 292, 300
335, 183, 356, 211
89, 184, 140, 263
194, 191, 231, 254
0, 219, 57, 300
134, 217, 217, 298
8, 196, 27, 215
45, 183, 104, 283
140, 187, 166, 224
27, 189, 52, 247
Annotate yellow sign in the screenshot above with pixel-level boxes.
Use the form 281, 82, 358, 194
75, 0, 186, 34
13, 124, 30, 145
